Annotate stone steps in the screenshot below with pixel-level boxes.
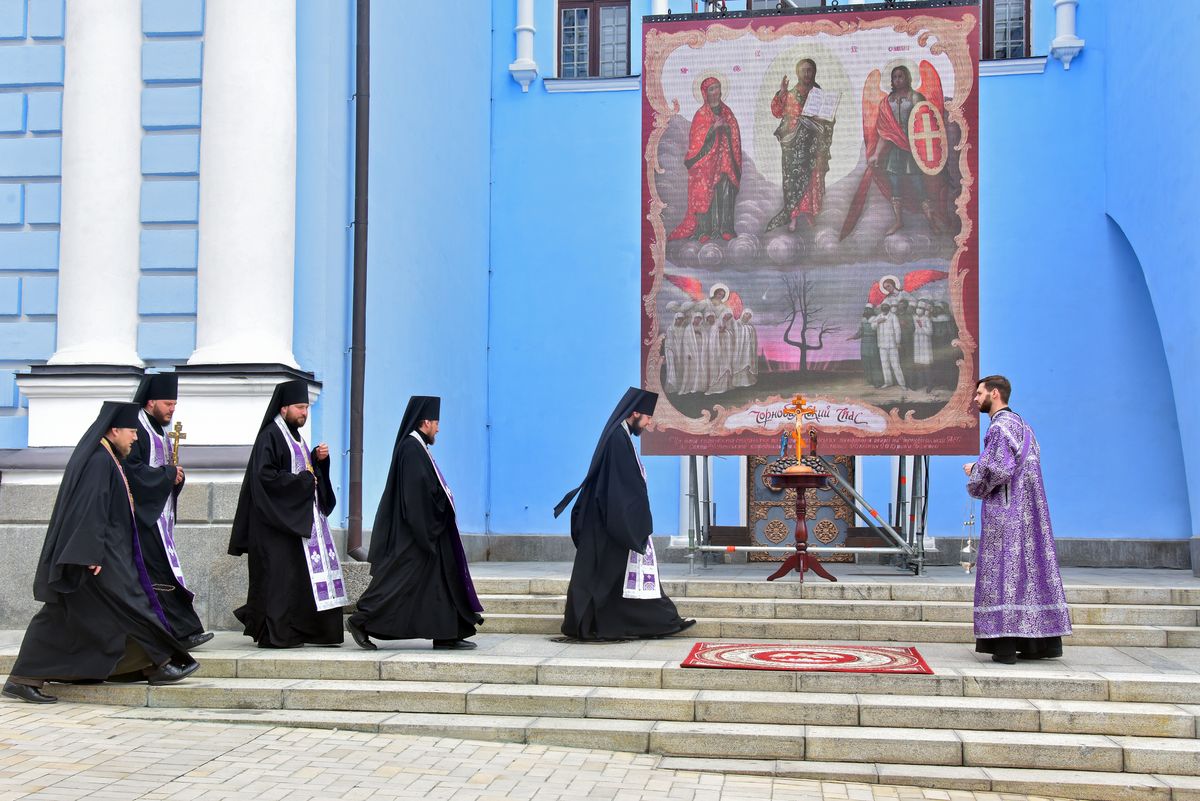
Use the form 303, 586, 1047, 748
478, 594, 1200, 626
472, 578, 1200, 607
475, 612, 1200, 647
48, 676, 1200, 741
108, 706, 1200, 800
104, 649, 1200, 705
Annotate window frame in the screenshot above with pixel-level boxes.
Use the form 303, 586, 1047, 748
557, 0, 632, 79
982, 0, 1031, 61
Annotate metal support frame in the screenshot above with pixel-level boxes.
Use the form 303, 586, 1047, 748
684, 452, 932, 577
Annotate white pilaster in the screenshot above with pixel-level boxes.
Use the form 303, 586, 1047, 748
189, 0, 299, 367
508, 0, 538, 92
48, 0, 143, 367
651, 0, 669, 15
1050, 0, 1085, 70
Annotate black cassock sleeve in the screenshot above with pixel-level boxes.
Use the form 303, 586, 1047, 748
249, 429, 318, 538
313, 451, 336, 517
37, 451, 123, 598
596, 436, 654, 555
123, 435, 177, 532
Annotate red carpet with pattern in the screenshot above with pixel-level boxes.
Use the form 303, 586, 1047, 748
681, 642, 933, 674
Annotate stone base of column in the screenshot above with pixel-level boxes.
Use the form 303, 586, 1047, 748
173, 363, 321, 446
16, 365, 146, 447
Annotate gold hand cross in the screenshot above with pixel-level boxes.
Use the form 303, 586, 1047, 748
167, 422, 187, 466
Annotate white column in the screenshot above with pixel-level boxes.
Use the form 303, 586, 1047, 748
651, 0, 669, 15
508, 0, 537, 92
189, 0, 298, 367
48, 0, 142, 367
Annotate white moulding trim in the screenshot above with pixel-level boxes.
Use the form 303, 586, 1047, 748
544, 75, 641, 93
16, 374, 143, 399
980, 57, 1047, 77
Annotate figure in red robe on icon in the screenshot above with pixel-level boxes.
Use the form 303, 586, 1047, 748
840, 62, 950, 240
670, 77, 742, 244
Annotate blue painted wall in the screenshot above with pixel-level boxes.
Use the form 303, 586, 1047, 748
138, 0, 203, 363
0, 0, 62, 446
358, 3, 492, 534
1103, 2, 1200, 541
293, 0, 353, 525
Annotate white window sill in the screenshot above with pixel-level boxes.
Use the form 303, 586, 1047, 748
980, 56, 1047, 77
544, 75, 641, 93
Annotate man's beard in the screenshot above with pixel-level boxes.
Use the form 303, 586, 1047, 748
979, 397, 992, 414
629, 420, 644, 436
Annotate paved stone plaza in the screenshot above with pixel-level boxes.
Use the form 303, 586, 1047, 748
0, 702, 1090, 801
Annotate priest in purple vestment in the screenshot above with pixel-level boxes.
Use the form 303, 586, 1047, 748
964, 375, 1072, 664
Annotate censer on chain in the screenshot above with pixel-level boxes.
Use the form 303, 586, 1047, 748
960, 503, 977, 573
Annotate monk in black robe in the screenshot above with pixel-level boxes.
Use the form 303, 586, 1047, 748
554, 388, 695, 641
229, 379, 345, 648
125, 372, 211, 649
348, 396, 483, 651
3, 402, 199, 703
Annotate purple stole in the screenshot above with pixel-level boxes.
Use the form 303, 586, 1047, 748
137, 411, 188, 591
274, 416, 347, 611
101, 439, 172, 631
622, 424, 660, 600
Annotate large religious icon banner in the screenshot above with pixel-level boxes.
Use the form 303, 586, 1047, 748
641, 1, 980, 456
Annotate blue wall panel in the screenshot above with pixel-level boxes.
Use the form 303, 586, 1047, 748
137, 320, 195, 361
0, 368, 16, 407
0, 230, 57, 270
0, 0, 24, 40
5, 320, 55, 360
0, 137, 60, 178
20, 275, 55, 315
0, 183, 21, 224
0, 92, 25, 133
22, 181, 57, 223
143, 0, 204, 37
0, 276, 18, 315
25, 90, 60, 132
27, 0, 63, 40
142, 133, 200, 175
138, 274, 196, 315
140, 228, 197, 271
140, 180, 199, 223
0, 44, 63, 86
142, 40, 203, 83
142, 86, 201, 129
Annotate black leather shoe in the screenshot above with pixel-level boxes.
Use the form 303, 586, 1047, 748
347, 619, 376, 650
2, 680, 56, 704
178, 631, 214, 651
146, 660, 201, 685
674, 619, 698, 635
432, 639, 477, 650
991, 653, 1018, 665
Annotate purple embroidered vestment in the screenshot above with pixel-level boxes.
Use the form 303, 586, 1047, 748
968, 410, 1072, 641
